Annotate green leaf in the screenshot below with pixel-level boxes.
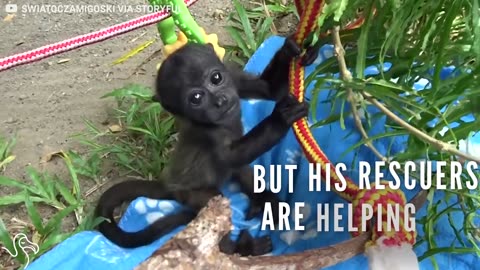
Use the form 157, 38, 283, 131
43, 204, 79, 235
126, 127, 154, 137
0, 192, 44, 206
55, 181, 78, 206
0, 175, 32, 190
333, 0, 349, 21
24, 194, 45, 234
257, 17, 273, 44
232, 0, 256, 52
355, 0, 376, 79
101, 84, 152, 100
57, 152, 82, 202
225, 26, 252, 58
0, 217, 15, 254
26, 167, 48, 198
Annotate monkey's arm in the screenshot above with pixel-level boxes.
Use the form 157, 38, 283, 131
229, 69, 273, 100
231, 37, 300, 101
232, 36, 319, 101
223, 95, 308, 167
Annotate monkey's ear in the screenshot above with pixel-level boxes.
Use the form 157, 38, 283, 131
206, 43, 215, 52
151, 94, 160, 102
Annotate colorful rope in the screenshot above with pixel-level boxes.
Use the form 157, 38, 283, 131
0, 0, 200, 72
0, 0, 414, 257
289, 0, 414, 250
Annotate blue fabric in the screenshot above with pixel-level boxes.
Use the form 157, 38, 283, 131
27, 36, 480, 270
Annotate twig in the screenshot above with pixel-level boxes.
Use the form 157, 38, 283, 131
331, 25, 480, 164
248, 0, 278, 34
137, 191, 428, 270
361, 92, 480, 163
126, 48, 163, 79
331, 26, 388, 162
84, 180, 109, 197
261, 0, 278, 34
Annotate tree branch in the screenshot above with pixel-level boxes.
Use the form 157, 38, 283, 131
331, 25, 388, 162
361, 92, 480, 163
137, 191, 428, 270
331, 25, 480, 164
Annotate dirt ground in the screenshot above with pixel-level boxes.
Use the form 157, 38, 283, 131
0, 0, 235, 267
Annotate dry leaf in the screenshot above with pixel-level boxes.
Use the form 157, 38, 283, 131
112, 39, 155, 65
32, 231, 41, 244
108, 124, 123, 133
3, 14, 16, 22
57, 58, 70, 64
41, 150, 65, 163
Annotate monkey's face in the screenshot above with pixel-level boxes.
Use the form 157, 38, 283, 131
181, 68, 241, 125
155, 44, 241, 126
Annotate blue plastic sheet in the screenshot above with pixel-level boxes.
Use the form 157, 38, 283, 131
27, 36, 480, 270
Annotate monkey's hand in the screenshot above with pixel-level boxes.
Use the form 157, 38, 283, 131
283, 35, 321, 66
271, 94, 309, 129
301, 42, 321, 66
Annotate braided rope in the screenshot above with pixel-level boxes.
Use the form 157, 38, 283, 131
289, 0, 413, 253
0, 0, 200, 72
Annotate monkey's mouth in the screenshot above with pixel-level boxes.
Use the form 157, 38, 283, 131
223, 103, 239, 116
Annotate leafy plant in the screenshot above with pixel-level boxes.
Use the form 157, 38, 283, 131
0, 135, 16, 171
74, 84, 177, 180
225, 0, 296, 66
298, 0, 480, 266
225, 0, 480, 266
0, 152, 101, 269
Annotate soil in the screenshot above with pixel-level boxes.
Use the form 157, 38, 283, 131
0, 0, 237, 267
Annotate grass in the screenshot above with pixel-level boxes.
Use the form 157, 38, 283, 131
0, 152, 104, 269
0, 135, 16, 172
224, 0, 296, 66
1, 0, 479, 269
73, 84, 177, 180
0, 85, 175, 269
0, 84, 176, 269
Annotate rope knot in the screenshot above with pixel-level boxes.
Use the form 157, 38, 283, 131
351, 180, 415, 247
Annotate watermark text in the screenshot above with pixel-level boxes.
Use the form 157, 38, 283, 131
5, 4, 178, 14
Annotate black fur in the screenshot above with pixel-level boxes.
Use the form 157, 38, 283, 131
95, 36, 313, 256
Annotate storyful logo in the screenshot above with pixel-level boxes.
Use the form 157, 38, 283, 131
2, 233, 39, 268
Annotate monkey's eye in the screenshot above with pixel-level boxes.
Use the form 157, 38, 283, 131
210, 71, 223, 85
189, 91, 205, 106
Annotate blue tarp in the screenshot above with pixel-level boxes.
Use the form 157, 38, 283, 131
27, 36, 480, 270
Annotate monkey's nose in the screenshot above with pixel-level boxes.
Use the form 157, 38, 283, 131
215, 94, 228, 107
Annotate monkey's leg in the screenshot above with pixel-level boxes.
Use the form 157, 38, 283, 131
217, 166, 283, 257
219, 230, 273, 256
233, 35, 320, 102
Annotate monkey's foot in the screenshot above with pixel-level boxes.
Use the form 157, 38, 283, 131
219, 231, 273, 256
246, 234, 273, 256
245, 203, 263, 220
